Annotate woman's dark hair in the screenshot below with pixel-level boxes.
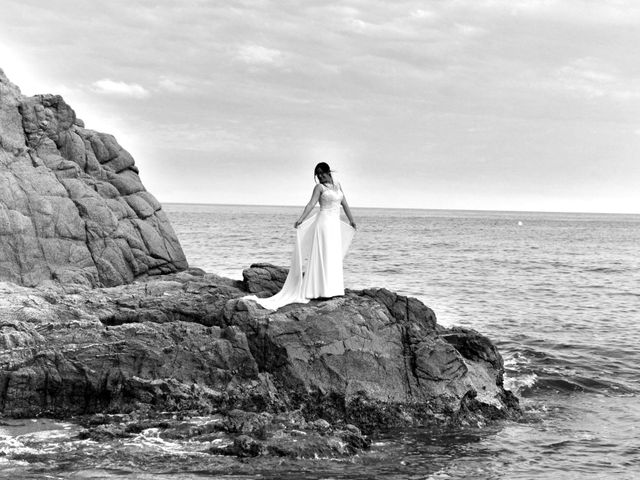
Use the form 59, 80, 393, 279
314, 162, 332, 181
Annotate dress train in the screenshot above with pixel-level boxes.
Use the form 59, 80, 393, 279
246, 183, 354, 310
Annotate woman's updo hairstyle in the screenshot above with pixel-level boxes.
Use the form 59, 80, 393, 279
314, 162, 333, 182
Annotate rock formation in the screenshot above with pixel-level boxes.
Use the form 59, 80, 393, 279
0, 70, 519, 459
0, 266, 519, 437
0, 69, 187, 287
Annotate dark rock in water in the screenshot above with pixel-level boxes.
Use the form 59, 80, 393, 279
223, 434, 267, 457
0, 68, 187, 287
0, 265, 520, 451
205, 410, 370, 458
76, 409, 368, 459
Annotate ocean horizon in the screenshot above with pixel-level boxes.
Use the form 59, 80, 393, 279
164, 201, 640, 218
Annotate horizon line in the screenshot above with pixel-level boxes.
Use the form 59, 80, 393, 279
160, 201, 640, 217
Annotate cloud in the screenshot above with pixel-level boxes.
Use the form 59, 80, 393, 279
91, 79, 150, 98
2, 0, 639, 212
157, 77, 187, 93
451, 0, 640, 25
235, 44, 284, 65
409, 8, 437, 20
555, 57, 640, 100
454, 23, 486, 37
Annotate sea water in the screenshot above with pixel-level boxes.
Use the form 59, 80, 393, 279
1, 204, 638, 479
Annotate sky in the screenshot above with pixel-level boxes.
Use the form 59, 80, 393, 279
1, 0, 639, 213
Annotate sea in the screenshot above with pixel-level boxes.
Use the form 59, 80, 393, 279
1, 204, 638, 479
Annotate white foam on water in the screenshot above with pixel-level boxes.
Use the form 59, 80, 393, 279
0, 434, 39, 457
504, 372, 538, 394
17, 428, 73, 442
123, 428, 205, 456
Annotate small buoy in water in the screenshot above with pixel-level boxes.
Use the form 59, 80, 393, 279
518, 221, 523, 226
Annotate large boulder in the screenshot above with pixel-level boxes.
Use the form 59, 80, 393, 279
0, 266, 519, 435
0, 68, 187, 287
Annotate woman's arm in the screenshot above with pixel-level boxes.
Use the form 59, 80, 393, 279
341, 194, 357, 229
294, 184, 323, 228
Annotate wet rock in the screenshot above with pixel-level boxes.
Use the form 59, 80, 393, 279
230, 434, 267, 457
0, 269, 521, 461
310, 418, 331, 432
203, 410, 370, 459
78, 423, 129, 441
159, 415, 225, 440
261, 423, 370, 458
440, 327, 504, 372
0, 265, 520, 437
223, 409, 271, 438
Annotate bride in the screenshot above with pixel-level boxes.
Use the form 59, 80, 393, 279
249, 162, 357, 310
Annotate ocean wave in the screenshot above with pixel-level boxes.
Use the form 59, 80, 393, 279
376, 267, 403, 274
519, 374, 635, 396
503, 346, 638, 396
583, 266, 630, 274
609, 291, 640, 298
504, 372, 538, 395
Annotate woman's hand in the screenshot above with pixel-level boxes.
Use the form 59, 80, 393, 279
294, 220, 302, 228
350, 220, 357, 229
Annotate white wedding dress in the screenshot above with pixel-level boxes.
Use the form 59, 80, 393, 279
249, 183, 355, 310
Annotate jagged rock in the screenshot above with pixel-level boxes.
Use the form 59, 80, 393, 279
75, 410, 369, 459
224, 283, 515, 431
0, 68, 187, 287
242, 262, 288, 296
204, 410, 369, 458
0, 275, 267, 417
0, 265, 520, 439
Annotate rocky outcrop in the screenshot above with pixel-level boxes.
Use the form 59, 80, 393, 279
0, 70, 519, 460
75, 410, 370, 459
240, 265, 519, 430
0, 69, 187, 287
0, 265, 519, 442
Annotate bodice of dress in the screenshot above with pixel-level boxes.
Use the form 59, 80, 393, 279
319, 183, 343, 212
